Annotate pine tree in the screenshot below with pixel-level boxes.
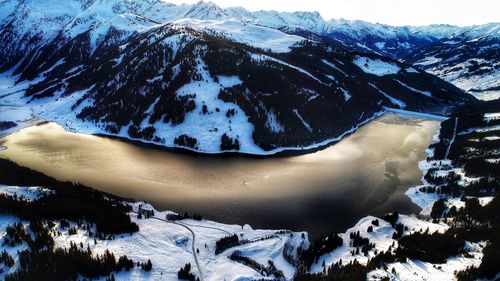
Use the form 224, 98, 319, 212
144, 259, 153, 271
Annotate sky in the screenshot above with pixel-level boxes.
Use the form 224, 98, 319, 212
169, 0, 500, 26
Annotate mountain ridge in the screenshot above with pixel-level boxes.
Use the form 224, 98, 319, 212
0, 0, 483, 154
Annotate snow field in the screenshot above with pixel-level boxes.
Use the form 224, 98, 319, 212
0, 182, 308, 280
353, 56, 400, 76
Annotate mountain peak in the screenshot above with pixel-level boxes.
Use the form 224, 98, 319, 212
291, 10, 322, 19
183, 0, 228, 20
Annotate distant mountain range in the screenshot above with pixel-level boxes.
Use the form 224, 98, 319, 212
1, 0, 496, 154
405, 24, 499, 101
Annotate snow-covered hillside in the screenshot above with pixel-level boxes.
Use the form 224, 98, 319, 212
0, 0, 497, 61
0, 0, 475, 154
58, 203, 306, 280
0, 0, 494, 155
0, 45, 469, 155
406, 23, 499, 101
0, 191, 307, 281
0, 184, 486, 281
301, 99, 500, 280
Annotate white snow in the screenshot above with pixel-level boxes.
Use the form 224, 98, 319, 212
0, 184, 54, 201
405, 67, 419, 73
54, 202, 307, 280
340, 88, 351, 102
316, 133, 489, 279
325, 74, 335, 81
394, 80, 432, 97
321, 59, 348, 77
0, 96, 494, 280
471, 90, 500, 101
484, 112, 500, 122
310, 215, 448, 274
173, 18, 304, 53
292, 109, 312, 132
0, 0, 17, 24
484, 136, 500, 141
265, 110, 285, 133
414, 56, 442, 66
0, 66, 387, 155
458, 125, 500, 135
444, 117, 458, 159
369, 83, 407, 108
477, 196, 495, 206
0, 3, 498, 279
155, 58, 263, 154
0, 75, 38, 135
353, 56, 400, 76
447, 197, 466, 210
374, 42, 385, 49
406, 185, 442, 216
0, 204, 306, 281
252, 53, 328, 85
368, 241, 485, 281
418, 56, 500, 101
0, 214, 27, 278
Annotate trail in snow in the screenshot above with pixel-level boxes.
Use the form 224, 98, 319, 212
445, 117, 458, 160
181, 222, 233, 236
169, 220, 204, 281
131, 211, 206, 281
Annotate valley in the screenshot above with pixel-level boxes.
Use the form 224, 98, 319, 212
0, 100, 498, 280
0, 114, 439, 239
0, 0, 498, 280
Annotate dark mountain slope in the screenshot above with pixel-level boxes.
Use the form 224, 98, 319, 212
7, 22, 473, 154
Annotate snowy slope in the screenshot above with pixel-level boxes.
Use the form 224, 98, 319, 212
353, 56, 401, 76
309, 214, 450, 274
0, 0, 478, 154
0, 38, 470, 155
306, 104, 499, 279
0, 0, 496, 63
173, 18, 304, 53
0, 180, 487, 281
406, 23, 500, 101
1, 0, 495, 62
0, 183, 307, 280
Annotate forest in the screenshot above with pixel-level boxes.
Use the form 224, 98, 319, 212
0, 158, 139, 235
0, 158, 146, 280
1, 217, 141, 281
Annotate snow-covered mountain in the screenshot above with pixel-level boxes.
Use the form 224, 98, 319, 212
405, 23, 500, 101
2, 0, 494, 63
223, 8, 424, 58
0, 0, 479, 154
223, 7, 480, 60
